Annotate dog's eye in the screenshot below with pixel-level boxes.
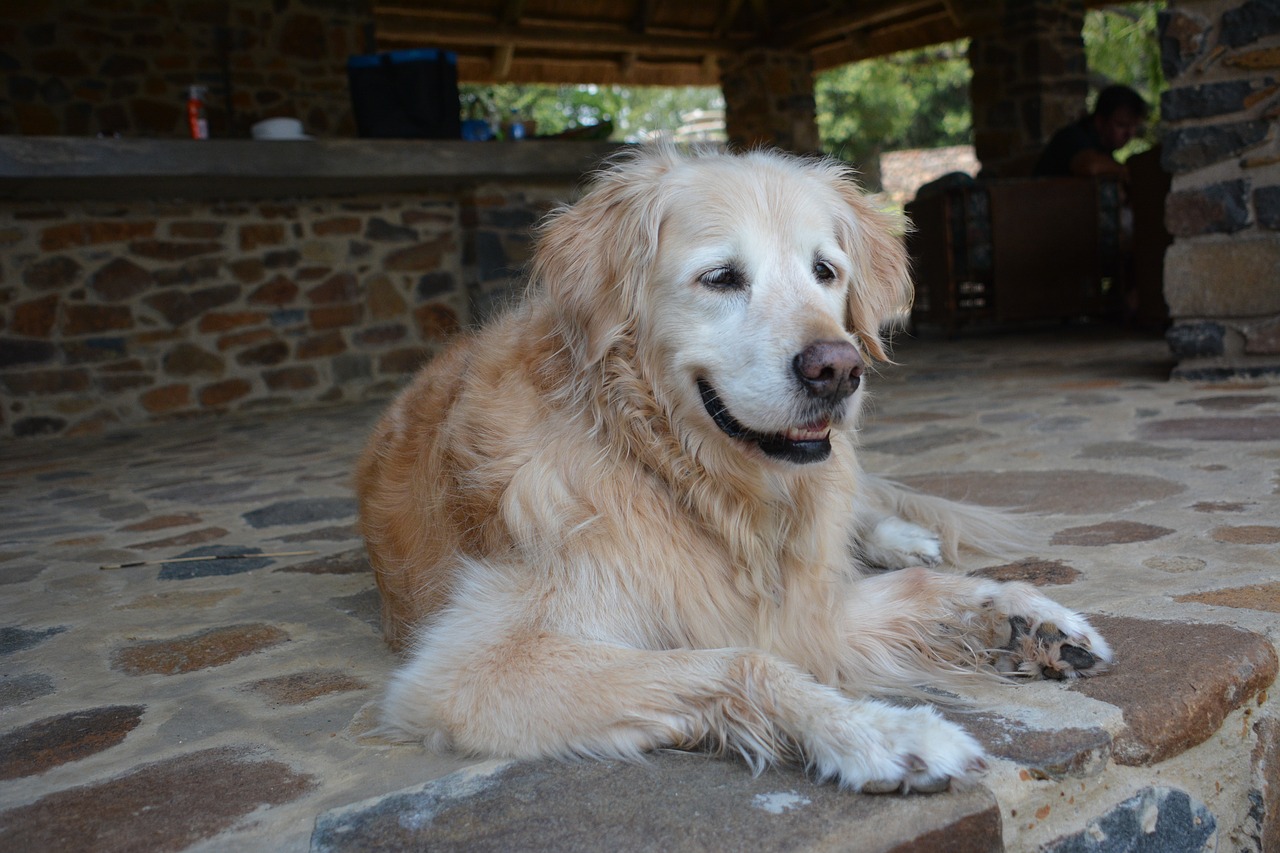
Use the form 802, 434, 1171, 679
699, 266, 745, 291
813, 260, 838, 284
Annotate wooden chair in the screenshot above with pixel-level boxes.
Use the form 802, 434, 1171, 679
906, 177, 1124, 333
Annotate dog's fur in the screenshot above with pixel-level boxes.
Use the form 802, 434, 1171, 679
356, 147, 1111, 793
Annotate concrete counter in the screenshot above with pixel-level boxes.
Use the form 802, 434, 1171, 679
0, 137, 622, 201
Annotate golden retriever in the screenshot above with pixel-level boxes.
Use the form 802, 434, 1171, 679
356, 146, 1111, 793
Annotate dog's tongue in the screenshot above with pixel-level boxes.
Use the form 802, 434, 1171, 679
784, 420, 830, 442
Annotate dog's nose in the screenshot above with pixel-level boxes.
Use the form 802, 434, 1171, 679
793, 341, 863, 401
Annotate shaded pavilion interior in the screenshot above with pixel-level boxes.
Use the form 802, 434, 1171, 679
0, 0, 1275, 427
366, 0, 1279, 380
2, 4, 1280, 851
370, 0, 1115, 175
376, 0, 984, 86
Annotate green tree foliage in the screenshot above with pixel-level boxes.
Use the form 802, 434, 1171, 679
1082, 1, 1165, 159
815, 3, 1164, 166
459, 83, 722, 141
815, 40, 972, 169
1084, 2, 1165, 106
459, 1, 1164, 163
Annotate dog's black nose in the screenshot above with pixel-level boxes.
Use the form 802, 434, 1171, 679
793, 341, 863, 401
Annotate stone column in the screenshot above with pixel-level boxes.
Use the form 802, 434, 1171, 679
720, 49, 820, 154
1160, 0, 1280, 379
967, 0, 1089, 177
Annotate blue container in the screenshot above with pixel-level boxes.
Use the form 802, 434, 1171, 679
461, 119, 492, 141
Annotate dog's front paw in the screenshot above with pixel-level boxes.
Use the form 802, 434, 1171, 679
997, 614, 1111, 680
810, 702, 987, 794
984, 584, 1112, 680
867, 517, 943, 568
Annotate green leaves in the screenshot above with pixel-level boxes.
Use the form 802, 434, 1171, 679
815, 41, 972, 171
1082, 2, 1166, 162
459, 83, 724, 141
459, 3, 1164, 167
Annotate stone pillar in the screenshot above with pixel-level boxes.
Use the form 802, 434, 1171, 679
968, 0, 1089, 177
720, 49, 820, 154
1160, 0, 1280, 379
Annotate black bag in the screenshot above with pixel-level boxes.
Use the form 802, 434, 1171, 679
347, 49, 461, 139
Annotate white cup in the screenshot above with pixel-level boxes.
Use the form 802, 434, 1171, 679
251, 117, 311, 140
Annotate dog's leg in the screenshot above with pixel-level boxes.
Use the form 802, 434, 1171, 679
854, 473, 1032, 566
860, 513, 943, 568
383, 594, 986, 793
844, 567, 1112, 682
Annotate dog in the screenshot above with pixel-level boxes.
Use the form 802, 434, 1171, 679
356, 146, 1111, 794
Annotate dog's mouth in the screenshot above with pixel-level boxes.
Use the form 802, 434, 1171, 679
697, 379, 832, 464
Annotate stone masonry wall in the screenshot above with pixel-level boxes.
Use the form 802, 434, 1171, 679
720, 49, 820, 154
968, 0, 1089, 178
0, 0, 370, 139
1160, 0, 1280, 379
0, 184, 567, 439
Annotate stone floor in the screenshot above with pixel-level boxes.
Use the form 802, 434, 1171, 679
2, 327, 1279, 852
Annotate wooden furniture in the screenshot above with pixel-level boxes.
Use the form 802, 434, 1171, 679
906, 177, 1125, 333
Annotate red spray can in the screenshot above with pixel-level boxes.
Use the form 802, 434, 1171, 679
187, 86, 209, 139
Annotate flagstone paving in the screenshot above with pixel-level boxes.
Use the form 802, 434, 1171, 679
1, 327, 1278, 852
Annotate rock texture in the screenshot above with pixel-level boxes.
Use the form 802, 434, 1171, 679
0, 330, 1277, 852
0, 0, 364, 138
0, 186, 569, 439
1159, 1, 1280, 379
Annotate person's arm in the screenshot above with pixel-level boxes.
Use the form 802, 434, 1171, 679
1068, 149, 1129, 181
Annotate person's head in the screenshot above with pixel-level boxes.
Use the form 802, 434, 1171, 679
1091, 85, 1149, 152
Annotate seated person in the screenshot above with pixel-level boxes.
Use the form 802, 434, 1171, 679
1036, 85, 1151, 320
1034, 85, 1149, 182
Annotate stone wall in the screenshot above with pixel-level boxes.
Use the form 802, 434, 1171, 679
0, 184, 566, 439
0, 0, 369, 139
1160, 0, 1280, 379
720, 49, 820, 154
968, 0, 1089, 177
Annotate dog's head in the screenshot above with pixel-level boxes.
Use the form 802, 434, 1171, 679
530, 146, 912, 465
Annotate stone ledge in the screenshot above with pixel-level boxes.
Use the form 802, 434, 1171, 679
2, 745, 316, 851
1071, 616, 1279, 766
2, 329, 1275, 852
310, 754, 1003, 853
1169, 361, 1280, 382
0, 137, 622, 201
1042, 787, 1216, 853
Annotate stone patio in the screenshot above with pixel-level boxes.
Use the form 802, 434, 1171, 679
2, 327, 1279, 852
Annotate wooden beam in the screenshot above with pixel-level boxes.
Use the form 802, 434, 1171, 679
633, 0, 658, 34
869, 8, 953, 39
500, 0, 526, 26
489, 1, 524, 82
448, 52, 720, 86
808, 12, 961, 69
713, 0, 746, 37
493, 43, 515, 79
375, 13, 742, 58
780, 0, 942, 50
940, 0, 961, 28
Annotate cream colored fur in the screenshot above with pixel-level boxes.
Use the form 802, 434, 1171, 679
356, 146, 1111, 793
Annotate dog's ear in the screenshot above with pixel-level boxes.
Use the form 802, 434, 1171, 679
827, 169, 914, 362
529, 151, 670, 367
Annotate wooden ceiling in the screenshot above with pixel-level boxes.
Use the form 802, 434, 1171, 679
373, 0, 983, 86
